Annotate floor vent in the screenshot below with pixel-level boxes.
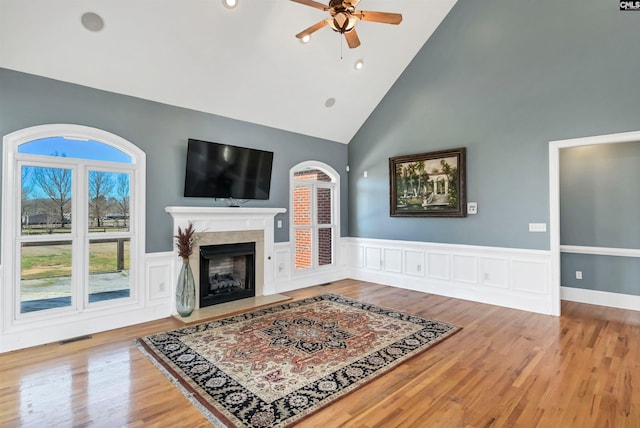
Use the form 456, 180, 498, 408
59, 335, 93, 345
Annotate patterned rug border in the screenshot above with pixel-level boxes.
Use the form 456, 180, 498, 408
135, 338, 228, 427
136, 293, 461, 427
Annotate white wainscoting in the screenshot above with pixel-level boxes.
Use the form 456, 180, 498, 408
272, 241, 350, 293
559, 244, 640, 311
8, 239, 640, 352
345, 238, 555, 315
146, 252, 176, 301
0, 252, 174, 353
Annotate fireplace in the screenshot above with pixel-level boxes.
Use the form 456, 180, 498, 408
166, 206, 287, 314
199, 242, 256, 307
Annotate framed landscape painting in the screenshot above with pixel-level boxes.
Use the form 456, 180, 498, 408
389, 147, 466, 217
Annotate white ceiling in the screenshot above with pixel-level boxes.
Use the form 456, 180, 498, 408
0, 0, 456, 144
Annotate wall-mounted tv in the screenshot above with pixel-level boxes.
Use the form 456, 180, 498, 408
183, 138, 273, 200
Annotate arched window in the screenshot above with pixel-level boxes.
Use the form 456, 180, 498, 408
290, 162, 339, 273
2, 125, 145, 322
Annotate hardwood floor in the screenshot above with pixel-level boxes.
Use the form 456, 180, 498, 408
2, 279, 639, 427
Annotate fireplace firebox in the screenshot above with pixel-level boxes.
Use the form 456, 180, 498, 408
199, 242, 256, 307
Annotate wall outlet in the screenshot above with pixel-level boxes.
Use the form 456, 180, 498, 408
277, 220, 282, 228
576, 271, 582, 280
467, 202, 478, 215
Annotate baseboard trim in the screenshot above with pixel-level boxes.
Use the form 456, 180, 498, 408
561, 286, 640, 312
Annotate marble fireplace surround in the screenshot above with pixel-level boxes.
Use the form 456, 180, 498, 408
165, 206, 286, 310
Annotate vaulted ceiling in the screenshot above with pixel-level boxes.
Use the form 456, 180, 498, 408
0, 0, 457, 144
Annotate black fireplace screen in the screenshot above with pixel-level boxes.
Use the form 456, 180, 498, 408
199, 242, 256, 307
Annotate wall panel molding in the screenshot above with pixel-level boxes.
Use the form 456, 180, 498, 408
345, 238, 554, 315
272, 241, 349, 293
145, 252, 174, 301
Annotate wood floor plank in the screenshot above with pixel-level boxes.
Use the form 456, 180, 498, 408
1, 280, 640, 427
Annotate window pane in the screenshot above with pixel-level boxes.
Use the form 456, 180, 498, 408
317, 187, 332, 225
20, 241, 72, 313
88, 171, 130, 232
318, 228, 333, 266
295, 229, 312, 270
18, 137, 132, 163
293, 185, 312, 226
89, 239, 130, 302
21, 165, 72, 235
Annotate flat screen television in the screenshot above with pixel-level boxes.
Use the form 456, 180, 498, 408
183, 139, 273, 200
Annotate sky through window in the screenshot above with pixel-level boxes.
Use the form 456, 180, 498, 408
18, 137, 132, 163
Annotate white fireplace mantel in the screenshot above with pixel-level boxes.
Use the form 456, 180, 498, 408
165, 206, 286, 300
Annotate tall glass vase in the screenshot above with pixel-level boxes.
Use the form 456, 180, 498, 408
176, 259, 196, 317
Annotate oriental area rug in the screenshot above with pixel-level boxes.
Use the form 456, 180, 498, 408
136, 293, 460, 427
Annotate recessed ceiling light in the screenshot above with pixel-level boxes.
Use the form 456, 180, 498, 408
354, 59, 364, 70
325, 97, 336, 108
222, 0, 238, 9
300, 34, 311, 44
81, 12, 104, 32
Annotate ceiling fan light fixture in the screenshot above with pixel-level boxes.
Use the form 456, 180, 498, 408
222, 0, 238, 9
292, 0, 402, 49
328, 12, 357, 33
300, 34, 311, 44
354, 59, 364, 70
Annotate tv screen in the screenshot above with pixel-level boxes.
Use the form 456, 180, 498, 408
184, 139, 273, 200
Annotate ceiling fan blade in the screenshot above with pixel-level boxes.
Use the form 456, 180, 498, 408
295, 19, 329, 39
355, 10, 403, 25
345, 29, 361, 49
290, 0, 329, 11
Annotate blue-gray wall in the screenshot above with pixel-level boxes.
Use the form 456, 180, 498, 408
560, 143, 640, 249
0, 68, 348, 253
348, 0, 640, 251
561, 254, 640, 295
560, 143, 640, 295
4, 0, 640, 297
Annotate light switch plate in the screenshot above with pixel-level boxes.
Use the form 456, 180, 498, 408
528, 223, 547, 232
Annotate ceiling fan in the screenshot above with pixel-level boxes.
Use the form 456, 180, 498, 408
291, 0, 403, 49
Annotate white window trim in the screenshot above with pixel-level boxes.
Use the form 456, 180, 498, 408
289, 161, 340, 275
2, 124, 146, 332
